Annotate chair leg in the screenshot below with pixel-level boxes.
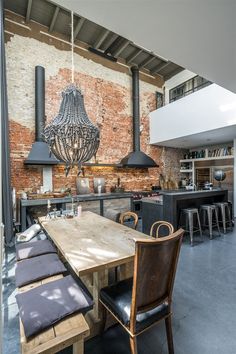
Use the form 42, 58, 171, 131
189, 214, 194, 247
196, 211, 203, 241
227, 205, 233, 231
165, 316, 174, 354
207, 208, 213, 239
221, 205, 226, 234
129, 336, 138, 354
214, 208, 221, 236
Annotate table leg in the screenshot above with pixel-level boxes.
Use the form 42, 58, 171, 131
118, 261, 134, 281
82, 269, 109, 338
73, 340, 83, 354
92, 270, 108, 321
100, 200, 104, 216
20, 205, 27, 231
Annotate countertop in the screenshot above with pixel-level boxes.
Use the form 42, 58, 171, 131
142, 189, 228, 204
21, 192, 133, 206
159, 188, 226, 196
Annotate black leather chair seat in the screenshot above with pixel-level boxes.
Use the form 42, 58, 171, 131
100, 278, 170, 333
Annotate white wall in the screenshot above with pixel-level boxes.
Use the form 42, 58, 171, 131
164, 69, 196, 105
150, 84, 236, 144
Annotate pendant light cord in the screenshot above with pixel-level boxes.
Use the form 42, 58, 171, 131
71, 11, 74, 84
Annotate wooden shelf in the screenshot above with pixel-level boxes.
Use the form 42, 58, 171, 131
180, 155, 234, 163
83, 163, 122, 167
180, 169, 193, 173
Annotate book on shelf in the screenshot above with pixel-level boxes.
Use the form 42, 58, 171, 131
208, 146, 233, 158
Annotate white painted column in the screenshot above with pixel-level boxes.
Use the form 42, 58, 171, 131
233, 139, 236, 218
43, 167, 53, 192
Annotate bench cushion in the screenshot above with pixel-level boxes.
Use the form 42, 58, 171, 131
15, 253, 67, 287
16, 240, 57, 261
16, 275, 93, 338
16, 224, 41, 243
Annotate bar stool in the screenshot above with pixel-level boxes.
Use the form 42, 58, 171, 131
200, 204, 221, 239
213, 202, 232, 233
180, 208, 202, 246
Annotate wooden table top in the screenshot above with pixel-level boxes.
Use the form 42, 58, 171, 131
39, 211, 148, 276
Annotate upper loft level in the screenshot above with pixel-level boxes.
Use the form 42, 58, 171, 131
150, 71, 236, 149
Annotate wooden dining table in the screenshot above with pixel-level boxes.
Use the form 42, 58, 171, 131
39, 211, 149, 337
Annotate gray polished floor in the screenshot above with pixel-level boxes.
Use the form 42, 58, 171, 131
2, 224, 236, 354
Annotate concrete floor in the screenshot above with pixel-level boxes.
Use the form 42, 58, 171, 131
2, 225, 236, 354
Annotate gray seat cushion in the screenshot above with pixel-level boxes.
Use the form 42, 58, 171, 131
16, 275, 93, 338
16, 240, 57, 261
15, 253, 67, 287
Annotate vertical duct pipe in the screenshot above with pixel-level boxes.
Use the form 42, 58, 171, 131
131, 66, 140, 152
35, 66, 45, 141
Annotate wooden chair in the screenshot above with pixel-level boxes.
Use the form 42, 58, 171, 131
150, 221, 174, 238
100, 229, 184, 354
119, 211, 139, 230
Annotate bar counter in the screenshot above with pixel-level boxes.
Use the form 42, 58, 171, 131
142, 189, 228, 234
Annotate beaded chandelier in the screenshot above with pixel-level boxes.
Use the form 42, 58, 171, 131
44, 11, 100, 176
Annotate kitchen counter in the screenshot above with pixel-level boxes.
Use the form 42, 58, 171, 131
142, 189, 228, 235
20, 192, 133, 231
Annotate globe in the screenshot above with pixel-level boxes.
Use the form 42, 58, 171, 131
214, 170, 226, 182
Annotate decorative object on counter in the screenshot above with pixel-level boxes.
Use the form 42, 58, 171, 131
21, 191, 28, 200
203, 181, 213, 190
27, 192, 54, 200
111, 177, 125, 193
214, 170, 226, 188
44, 11, 100, 177
94, 177, 105, 194
76, 177, 90, 194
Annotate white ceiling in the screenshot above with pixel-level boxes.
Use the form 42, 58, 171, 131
154, 125, 236, 149
54, 0, 236, 93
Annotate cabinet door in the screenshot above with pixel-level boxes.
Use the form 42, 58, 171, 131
196, 168, 211, 189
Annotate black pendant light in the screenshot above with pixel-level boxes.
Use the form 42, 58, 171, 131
44, 11, 100, 176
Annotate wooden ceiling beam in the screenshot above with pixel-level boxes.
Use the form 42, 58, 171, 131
126, 49, 143, 64
94, 29, 110, 49
49, 6, 60, 32
25, 0, 33, 23
164, 66, 184, 80
151, 61, 170, 74
74, 17, 85, 39
138, 55, 156, 69
112, 39, 130, 57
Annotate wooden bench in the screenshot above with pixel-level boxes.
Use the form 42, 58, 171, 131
18, 275, 90, 354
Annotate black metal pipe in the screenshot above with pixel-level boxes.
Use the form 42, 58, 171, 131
35, 66, 45, 141
131, 66, 140, 152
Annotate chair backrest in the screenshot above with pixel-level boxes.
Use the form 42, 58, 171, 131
150, 221, 174, 238
130, 228, 184, 333
119, 211, 138, 230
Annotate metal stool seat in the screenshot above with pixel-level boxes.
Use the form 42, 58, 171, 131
213, 202, 232, 233
181, 208, 202, 246
200, 204, 221, 239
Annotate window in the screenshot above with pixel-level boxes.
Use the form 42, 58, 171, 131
169, 75, 211, 103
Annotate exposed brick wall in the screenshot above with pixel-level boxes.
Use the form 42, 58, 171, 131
5, 31, 185, 196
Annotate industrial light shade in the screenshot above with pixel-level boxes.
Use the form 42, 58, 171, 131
44, 85, 100, 175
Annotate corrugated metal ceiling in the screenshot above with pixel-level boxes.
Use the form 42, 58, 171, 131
4, 0, 184, 80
